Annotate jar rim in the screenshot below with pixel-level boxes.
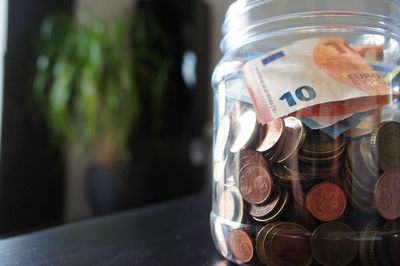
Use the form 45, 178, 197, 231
221, 0, 400, 52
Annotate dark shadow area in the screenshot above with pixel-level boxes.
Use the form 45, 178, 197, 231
0, 0, 211, 236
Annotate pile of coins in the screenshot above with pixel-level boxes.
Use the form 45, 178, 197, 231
212, 105, 400, 265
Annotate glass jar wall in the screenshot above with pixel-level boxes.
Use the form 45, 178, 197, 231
210, 0, 400, 265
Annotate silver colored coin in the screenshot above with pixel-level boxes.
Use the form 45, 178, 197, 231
230, 110, 258, 153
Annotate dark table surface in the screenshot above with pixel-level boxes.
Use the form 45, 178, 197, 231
0, 192, 234, 266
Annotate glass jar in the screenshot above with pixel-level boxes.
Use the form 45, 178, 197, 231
210, 0, 400, 265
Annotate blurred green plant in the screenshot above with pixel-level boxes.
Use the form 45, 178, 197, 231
33, 12, 172, 164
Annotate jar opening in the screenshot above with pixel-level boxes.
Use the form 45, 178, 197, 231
221, 0, 400, 52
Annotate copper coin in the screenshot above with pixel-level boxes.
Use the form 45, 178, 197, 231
253, 188, 290, 223
277, 117, 306, 163
230, 110, 259, 153
370, 121, 400, 172
229, 229, 254, 263
218, 189, 236, 221
239, 164, 273, 204
234, 149, 267, 173
256, 118, 285, 153
268, 223, 312, 266
249, 186, 282, 219
218, 187, 243, 223
374, 171, 400, 220
233, 149, 267, 186
310, 222, 358, 266
306, 182, 347, 222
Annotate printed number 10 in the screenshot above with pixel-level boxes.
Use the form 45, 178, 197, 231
279, 86, 316, 107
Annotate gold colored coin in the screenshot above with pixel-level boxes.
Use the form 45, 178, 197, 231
370, 121, 400, 172
277, 117, 306, 163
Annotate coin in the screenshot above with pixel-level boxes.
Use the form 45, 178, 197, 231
359, 218, 382, 266
359, 137, 379, 177
268, 142, 285, 163
298, 159, 342, 179
277, 117, 306, 163
310, 222, 358, 266
374, 171, 400, 220
230, 110, 259, 153
239, 164, 273, 205
343, 158, 369, 193
267, 222, 312, 266
370, 121, 400, 172
346, 140, 377, 189
252, 188, 290, 223
249, 185, 282, 219
218, 186, 244, 223
379, 220, 400, 266
256, 222, 284, 265
256, 225, 270, 264
306, 182, 347, 222
229, 229, 254, 263
256, 118, 285, 154
215, 115, 231, 161
282, 202, 317, 231
233, 149, 267, 186
342, 167, 376, 214
343, 180, 375, 214
301, 129, 345, 156
298, 144, 346, 164
218, 189, 236, 221
343, 164, 374, 205
272, 164, 302, 183
234, 149, 267, 174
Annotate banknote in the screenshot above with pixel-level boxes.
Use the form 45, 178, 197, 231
242, 37, 393, 125
300, 113, 354, 130
224, 62, 393, 104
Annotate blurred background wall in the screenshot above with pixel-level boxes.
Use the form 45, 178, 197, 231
0, 0, 232, 236
76, 0, 231, 67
